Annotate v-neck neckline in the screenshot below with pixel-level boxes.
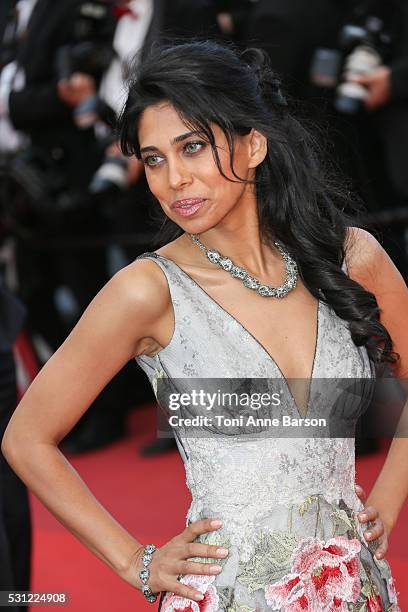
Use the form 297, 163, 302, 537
151, 252, 322, 419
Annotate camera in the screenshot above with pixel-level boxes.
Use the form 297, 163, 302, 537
310, 11, 393, 114
55, 0, 116, 82
89, 152, 129, 195
0, 147, 93, 236
55, 40, 114, 83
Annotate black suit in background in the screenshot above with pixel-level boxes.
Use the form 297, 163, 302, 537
6, 1, 137, 453
355, 0, 408, 279
244, 0, 347, 99
7, 0, 115, 350
8, 0, 114, 190
242, 0, 369, 200
0, 285, 30, 612
143, 0, 220, 57
375, 0, 408, 201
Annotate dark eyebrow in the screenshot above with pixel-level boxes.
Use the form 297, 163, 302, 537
140, 131, 203, 155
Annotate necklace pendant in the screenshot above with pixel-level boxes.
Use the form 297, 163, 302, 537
258, 285, 276, 297
243, 276, 260, 290
206, 250, 221, 264
219, 257, 233, 272
275, 287, 288, 298
231, 266, 247, 279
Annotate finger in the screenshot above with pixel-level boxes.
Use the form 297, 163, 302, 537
181, 541, 229, 560
167, 581, 206, 603
350, 74, 372, 85
364, 520, 384, 542
374, 538, 388, 559
357, 505, 378, 523
177, 518, 223, 543
354, 484, 367, 502
178, 559, 223, 576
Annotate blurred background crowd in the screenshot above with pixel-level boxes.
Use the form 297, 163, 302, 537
0, 0, 407, 605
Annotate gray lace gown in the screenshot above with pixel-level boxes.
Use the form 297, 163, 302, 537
134, 252, 401, 612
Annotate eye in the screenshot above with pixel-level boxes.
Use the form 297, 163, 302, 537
184, 141, 206, 154
142, 140, 206, 167
142, 154, 164, 167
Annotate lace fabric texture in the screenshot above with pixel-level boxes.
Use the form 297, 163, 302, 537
135, 253, 400, 611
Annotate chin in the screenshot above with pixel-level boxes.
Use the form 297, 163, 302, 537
181, 220, 219, 235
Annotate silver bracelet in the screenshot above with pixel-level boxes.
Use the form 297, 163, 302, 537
139, 543, 160, 604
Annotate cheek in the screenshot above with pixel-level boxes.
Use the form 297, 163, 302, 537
197, 151, 242, 191
216, 146, 250, 186
144, 170, 166, 200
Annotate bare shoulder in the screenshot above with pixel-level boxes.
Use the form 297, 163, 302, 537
115, 256, 171, 315
85, 256, 173, 358
344, 226, 384, 282
344, 226, 408, 297
344, 226, 382, 264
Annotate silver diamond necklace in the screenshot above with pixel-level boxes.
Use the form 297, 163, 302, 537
188, 233, 298, 298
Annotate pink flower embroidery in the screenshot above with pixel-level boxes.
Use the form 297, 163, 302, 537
161, 574, 219, 612
366, 593, 383, 611
387, 576, 400, 608
265, 535, 361, 611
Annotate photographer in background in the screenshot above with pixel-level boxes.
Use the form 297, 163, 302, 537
349, 1, 408, 203
3, 1, 139, 453
5, 0, 116, 350
8, 0, 115, 190
321, 0, 408, 278
244, 0, 408, 280
244, 0, 347, 99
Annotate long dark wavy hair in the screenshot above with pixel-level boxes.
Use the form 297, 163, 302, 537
117, 39, 398, 368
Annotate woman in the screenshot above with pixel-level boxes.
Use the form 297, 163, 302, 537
2, 41, 407, 610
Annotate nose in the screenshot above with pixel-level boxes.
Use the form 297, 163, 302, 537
167, 156, 193, 191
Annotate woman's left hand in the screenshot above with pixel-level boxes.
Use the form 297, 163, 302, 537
355, 484, 389, 559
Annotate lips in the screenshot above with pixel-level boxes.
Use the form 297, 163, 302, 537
171, 198, 207, 217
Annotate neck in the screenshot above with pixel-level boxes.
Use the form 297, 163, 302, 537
184, 227, 279, 277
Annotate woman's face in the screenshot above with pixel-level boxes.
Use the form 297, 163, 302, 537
137, 102, 266, 234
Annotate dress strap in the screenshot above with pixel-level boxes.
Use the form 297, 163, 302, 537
134, 251, 189, 360
135, 251, 207, 324
134, 251, 182, 311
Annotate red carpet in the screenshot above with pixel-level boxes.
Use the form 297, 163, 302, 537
29, 404, 407, 611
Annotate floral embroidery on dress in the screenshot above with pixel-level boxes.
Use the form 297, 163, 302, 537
264, 535, 361, 611
330, 507, 355, 537
386, 576, 399, 607
237, 530, 299, 592
210, 586, 258, 612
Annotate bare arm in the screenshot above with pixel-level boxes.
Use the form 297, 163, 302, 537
346, 227, 408, 542
1, 259, 171, 588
